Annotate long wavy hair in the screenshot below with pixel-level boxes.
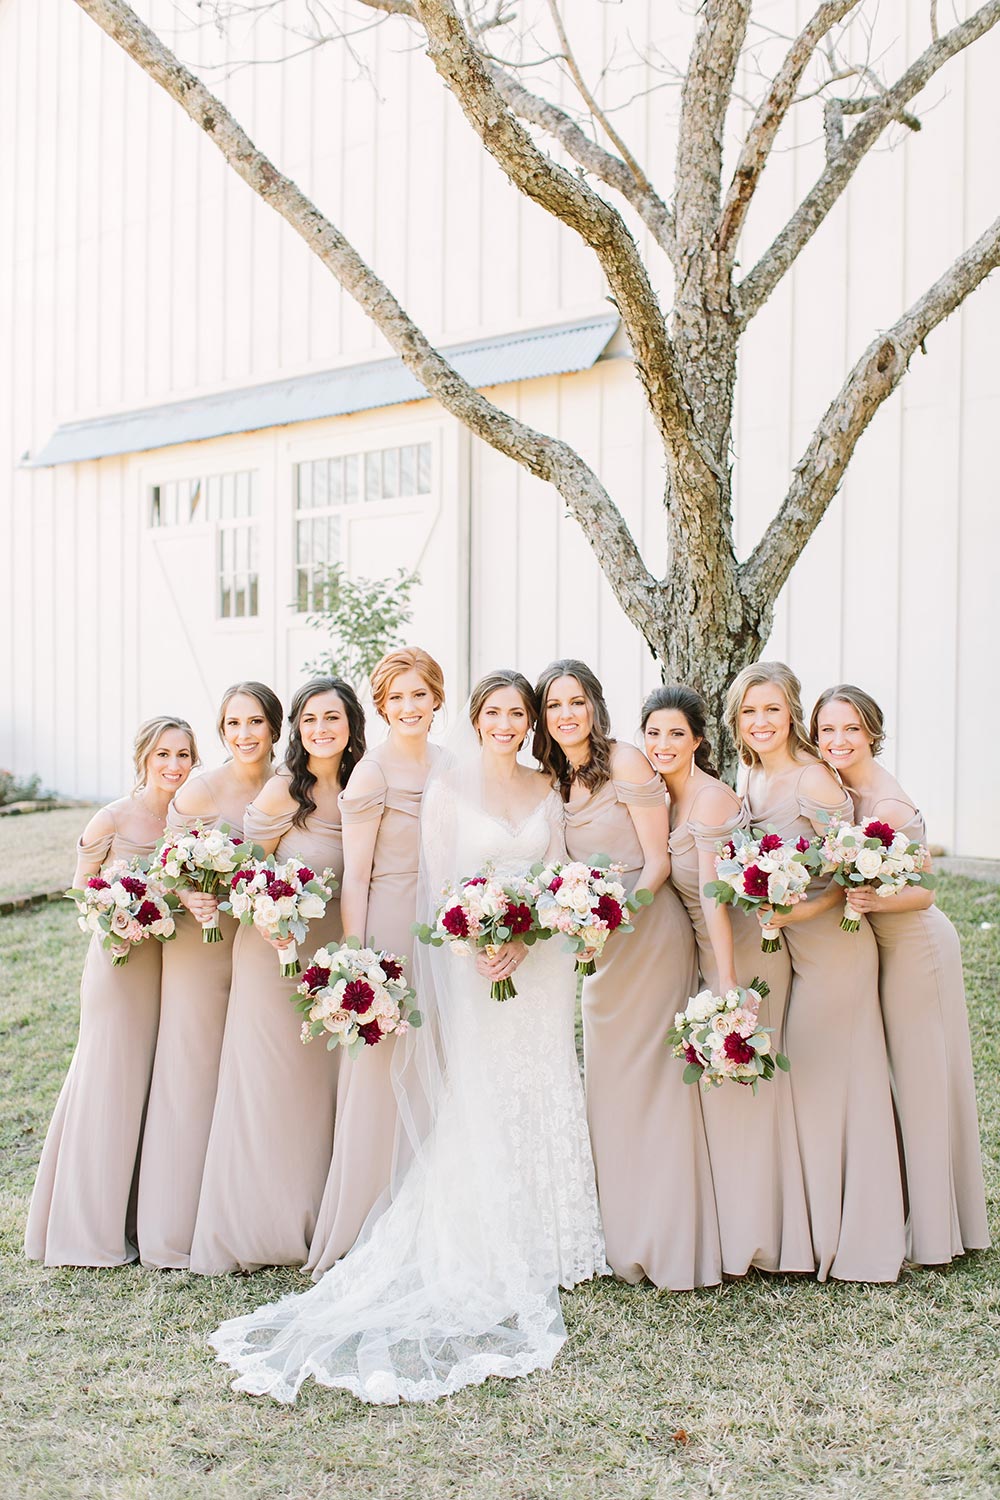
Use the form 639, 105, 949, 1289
469, 669, 539, 749
640, 684, 720, 778
810, 683, 886, 759
216, 680, 283, 758
724, 661, 820, 769
284, 676, 366, 827
533, 658, 614, 801
132, 716, 198, 793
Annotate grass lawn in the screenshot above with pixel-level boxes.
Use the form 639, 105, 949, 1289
0, 808, 97, 903
1, 877, 998, 1500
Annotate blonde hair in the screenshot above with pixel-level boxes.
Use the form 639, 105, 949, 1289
369, 647, 445, 720
810, 684, 886, 758
132, 715, 198, 792
724, 661, 820, 769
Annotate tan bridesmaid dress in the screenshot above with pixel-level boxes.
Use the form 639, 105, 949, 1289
305, 762, 424, 1277
669, 794, 813, 1276
744, 768, 905, 1282
25, 804, 163, 1266
564, 772, 720, 1290
136, 789, 249, 1269
851, 786, 989, 1264
189, 800, 343, 1273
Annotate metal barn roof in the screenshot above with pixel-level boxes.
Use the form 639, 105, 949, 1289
26, 314, 619, 467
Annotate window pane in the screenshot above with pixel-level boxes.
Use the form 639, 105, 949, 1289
313, 460, 329, 510
296, 567, 310, 612
221, 472, 235, 520
236, 524, 249, 572
297, 519, 312, 565
246, 472, 258, 515
189, 480, 202, 522
418, 443, 432, 492
365, 451, 381, 502
248, 524, 258, 569
150, 487, 162, 526
220, 581, 232, 618
236, 472, 250, 518
400, 446, 416, 496
297, 463, 312, 511
344, 454, 359, 503
383, 447, 399, 500
249, 574, 259, 616
329, 457, 343, 503
206, 476, 220, 521
234, 579, 246, 618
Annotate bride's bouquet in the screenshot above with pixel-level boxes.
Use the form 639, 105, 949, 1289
704, 827, 812, 952
414, 869, 542, 1001
666, 979, 789, 1093
528, 856, 653, 976
803, 816, 933, 933
67, 860, 176, 967
293, 938, 421, 1056
222, 856, 339, 977
152, 822, 262, 942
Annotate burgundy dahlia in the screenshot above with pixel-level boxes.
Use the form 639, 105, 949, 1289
548, 876, 563, 893
864, 820, 895, 849
342, 979, 375, 1014
297, 867, 315, 884
759, 833, 783, 853
595, 894, 624, 931
302, 964, 331, 992
441, 905, 469, 938
723, 1031, 756, 1067
266, 879, 296, 900
465, 876, 487, 888
379, 956, 404, 981
796, 835, 811, 853
231, 867, 255, 889
134, 900, 161, 928
504, 902, 533, 936
683, 1044, 704, 1070
742, 864, 771, 900
120, 875, 147, 898
358, 1021, 382, 1047
721, 840, 736, 859
86, 876, 110, 891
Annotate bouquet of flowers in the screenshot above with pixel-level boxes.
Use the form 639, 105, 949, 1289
152, 822, 262, 942
704, 827, 813, 952
67, 860, 176, 967
804, 816, 934, 933
666, 978, 789, 1093
528, 855, 653, 976
413, 869, 543, 1001
222, 856, 339, 977
292, 938, 421, 1057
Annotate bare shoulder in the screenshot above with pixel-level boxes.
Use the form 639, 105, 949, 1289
345, 757, 387, 796
253, 770, 297, 815
869, 795, 918, 829
172, 770, 222, 817
81, 803, 118, 844
798, 759, 845, 807
692, 779, 740, 824
522, 766, 555, 799
610, 741, 655, 782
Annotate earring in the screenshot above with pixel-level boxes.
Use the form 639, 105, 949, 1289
689, 754, 695, 780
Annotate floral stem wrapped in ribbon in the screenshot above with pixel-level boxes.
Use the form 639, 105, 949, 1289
293, 938, 421, 1056
527, 854, 653, 976
704, 827, 812, 952
152, 821, 262, 943
413, 869, 542, 1001
66, 859, 176, 967
666, 978, 789, 1093
802, 815, 934, 933
221, 856, 339, 977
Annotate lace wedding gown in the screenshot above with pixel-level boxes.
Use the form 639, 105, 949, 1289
210, 782, 606, 1404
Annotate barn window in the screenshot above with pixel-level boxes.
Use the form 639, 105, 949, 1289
293, 441, 432, 612
148, 469, 260, 619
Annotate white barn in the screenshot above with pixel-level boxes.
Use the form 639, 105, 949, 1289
1, 0, 998, 855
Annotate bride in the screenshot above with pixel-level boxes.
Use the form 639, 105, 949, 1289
210, 669, 607, 1404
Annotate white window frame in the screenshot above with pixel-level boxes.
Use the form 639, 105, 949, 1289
143, 457, 264, 626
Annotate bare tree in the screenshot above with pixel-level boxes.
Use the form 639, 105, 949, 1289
72, 0, 1000, 766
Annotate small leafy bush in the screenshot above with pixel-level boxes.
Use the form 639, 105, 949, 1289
302, 564, 420, 689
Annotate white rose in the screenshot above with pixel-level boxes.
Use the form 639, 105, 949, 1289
854, 847, 884, 880
298, 892, 326, 921
724, 989, 741, 1009
876, 883, 899, 899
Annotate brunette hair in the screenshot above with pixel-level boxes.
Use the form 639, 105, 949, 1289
370, 647, 445, 719
724, 661, 820, 769
533, 658, 614, 801
132, 715, 198, 792
640, 685, 720, 778
216, 681, 283, 758
810, 683, 886, 758
468, 670, 539, 748
284, 677, 366, 826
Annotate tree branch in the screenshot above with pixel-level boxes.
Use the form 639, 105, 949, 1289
738, 0, 1000, 320
741, 214, 1000, 607
674, 0, 750, 254
70, 0, 666, 639
716, 0, 861, 260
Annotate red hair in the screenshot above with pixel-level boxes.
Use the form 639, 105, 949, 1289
369, 647, 445, 720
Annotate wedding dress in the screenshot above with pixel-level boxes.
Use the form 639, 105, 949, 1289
209, 760, 606, 1404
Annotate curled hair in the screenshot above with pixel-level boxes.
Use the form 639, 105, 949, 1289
469, 670, 539, 748
533, 658, 613, 801
724, 661, 820, 769
284, 677, 366, 827
217, 681, 283, 759
370, 647, 445, 720
640, 685, 720, 778
810, 683, 886, 759
132, 715, 198, 792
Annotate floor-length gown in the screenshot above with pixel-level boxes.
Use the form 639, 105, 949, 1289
668, 799, 812, 1276
306, 763, 424, 1277
851, 786, 989, 1264
209, 786, 605, 1405
137, 792, 249, 1269
189, 800, 344, 1273
25, 805, 163, 1266
744, 769, 905, 1282
564, 773, 720, 1290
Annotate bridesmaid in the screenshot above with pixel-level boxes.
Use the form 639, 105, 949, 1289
644, 685, 812, 1277
811, 684, 989, 1265
306, 647, 444, 1277
137, 682, 283, 1269
25, 716, 198, 1266
726, 662, 904, 1283
533, 659, 719, 1291
190, 677, 365, 1274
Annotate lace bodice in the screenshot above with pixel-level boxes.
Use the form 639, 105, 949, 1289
454, 790, 564, 878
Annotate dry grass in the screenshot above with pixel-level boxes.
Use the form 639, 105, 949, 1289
0, 808, 97, 903
1, 877, 998, 1500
